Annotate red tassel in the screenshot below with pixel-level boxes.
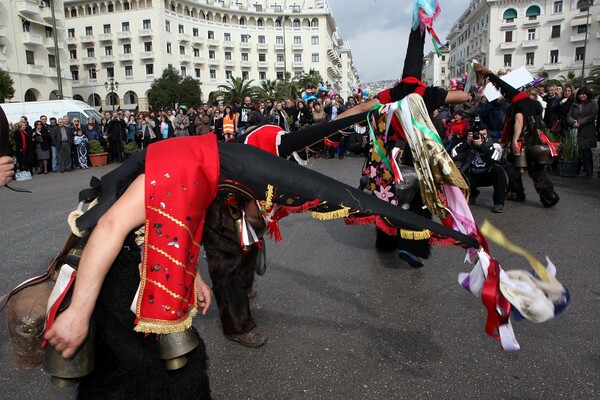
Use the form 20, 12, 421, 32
344, 215, 377, 226
375, 216, 399, 236
284, 198, 321, 214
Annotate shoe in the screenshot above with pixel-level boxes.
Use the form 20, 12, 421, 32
505, 192, 525, 202
493, 204, 504, 213
247, 288, 257, 299
225, 327, 267, 348
469, 188, 480, 205
398, 250, 424, 268
60, 170, 65, 173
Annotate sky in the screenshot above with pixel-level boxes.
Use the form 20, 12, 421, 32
327, 0, 470, 83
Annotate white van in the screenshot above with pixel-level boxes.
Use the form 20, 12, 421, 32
0, 99, 104, 125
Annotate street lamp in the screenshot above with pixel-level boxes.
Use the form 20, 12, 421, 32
104, 77, 119, 111
577, 0, 593, 86
49, 0, 63, 99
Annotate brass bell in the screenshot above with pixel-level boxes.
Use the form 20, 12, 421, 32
44, 323, 95, 388
157, 328, 199, 370
515, 148, 527, 169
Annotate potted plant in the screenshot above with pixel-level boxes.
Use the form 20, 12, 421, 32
88, 139, 109, 167
123, 140, 140, 159
557, 130, 582, 177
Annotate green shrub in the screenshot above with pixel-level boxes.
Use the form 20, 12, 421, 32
88, 139, 105, 154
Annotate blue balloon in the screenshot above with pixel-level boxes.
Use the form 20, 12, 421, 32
362, 89, 370, 98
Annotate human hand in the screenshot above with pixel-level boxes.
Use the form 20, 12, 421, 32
43, 308, 90, 359
0, 156, 14, 186
195, 274, 212, 315
512, 142, 520, 155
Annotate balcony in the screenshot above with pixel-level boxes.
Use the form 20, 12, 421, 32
119, 53, 134, 61
25, 64, 44, 76
522, 19, 540, 27
139, 29, 154, 37
82, 56, 96, 65
257, 43, 268, 50
16, 1, 40, 16
124, 75, 134, 82
80, 35, 94, 43
44, 37, 64, 49
117, 31, 132, 40
140, 51, 155, 59
274, 61, 285, 69
68, 58, 79, 66
292, 61, 304, 69
274, 43, 285, 50
257, 61, 268, 69
193, 57, 206, 64
98, 33, 113, 42
522, 40, 539, 49
22, 32, 44, 46
239, 42, 251, 49
543, 63, 561, 71
66, 36, 77, 44
241, 61, 252, 68
207, 39, 220, 46
71, 80, 80, 88
179, 33, 191, 42
179, 54, 192, 63
570, 33, 587, 42
224, 60, 236, 67
192, 36, 205, 45
500, 42, 516, 50
88, 78, 98, 85
207, 58, 221, 66
223, 41, 235, 48
292, 43, 303, 50
100, 55, 114, 63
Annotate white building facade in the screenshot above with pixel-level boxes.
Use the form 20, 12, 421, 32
62, 0, 359, 111
446, 0, 600, 81
423, 46, 450, 88
0, 0, 72, 102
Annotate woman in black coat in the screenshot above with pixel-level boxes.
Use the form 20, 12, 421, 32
32, 120, 52, 174
13, 121, 36, 173
566, 86, 599, 176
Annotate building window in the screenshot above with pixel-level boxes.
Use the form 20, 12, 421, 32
193, 48, 200, 57
209, 50, 215, 59
294, 54, 302, 62
294, 71, 302, 77
103, 24, 111, 34
239, 17, 245, 25
69, 49, 77, 59
225, 70, 233, 79
277, 72, 284, 80
68, 28, 75, 38
125, 65, 133, 76
166, 43, 172, 54
48, 54, 56, 68
181, 66, 186, 76
45, 27, 53, 38
193, 28, 199, 37
277, 53, 284, 62
257, 18, 263, 26
70, 9, 77, 17
310, 18, 319, 27
292, 19, 300, 27
502, 8, 517, 22
146, 64, 154, 75
276, 36, 284, 44
178, 24, 184, 34
89, 68, 97, 79
575, 47, 585, 62
224, 32, 231, 41
258, 35, 266, 44
259, 72, 266, 80
195, 68, 201, 78
144, 42, 152, 52
259, 54, 266, 62
85, 26, 93, 36
210, 69, 216, 79
143, 19, 151, 29
71, 70, 79, 80
241, 53, 249, 61
503, 54, 512, 67
442, 55, 446, 61
311, 53, 319, 62
107, 3, 114, 12
222, 15, 228, 23
441, 67, 445, 73
553, 1, 563, 13
551, 25, 561, 38
311, 36, 319, 45
123, 1, 130, 10
106, 67, 114, 78
526, 52, 535, 65
242, 71, 249, 80
225, 51, 232, 60
526, 5, 540, 20
527, 28, 536, 40
105, 46, 112, 56
179, 45, 185, 55
208, 31, 215, 39
241, 34, 249, 42
123, 44, 131, 54
577, 25, 587, 34
87, 48, 95, 57
504, 30, 513, 42
22, 20, 31, 32
165, 21, 170, 32
550, 49, 559, 63
294, 36, 301, 44
122, 22, 130, 32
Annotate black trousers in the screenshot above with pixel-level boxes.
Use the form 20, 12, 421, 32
465, 164, 507, 205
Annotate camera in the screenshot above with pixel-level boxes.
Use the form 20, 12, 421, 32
472, 132, 480, 140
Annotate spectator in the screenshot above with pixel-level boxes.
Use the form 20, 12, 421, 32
13, 120, 36, 173
106, 111, 126, 163
160, 115, 171, 139
47, 117, 60, 173
222, 106, 237, 142
173, 107, 190, 137
558, 85, 575, 138
477, 96, 508, 142
451, 124, 506, 213
84, 122, 100, 142
55, 118, 73, 173
283, 98, 297, 129
139, 113, 156, 149
212, 104, 224, 141
126, 115, 137, 143
431, 108, 446, 139
194, 109, 211, 135
269, 102, 289, 131
295, 100, 312, 129
73, 127, 89, 169
236, 96, 253, 137
311, 102, 326, 125
566, 86, 599, 177
32, 120, 51, 174
544, 84, 561, 136
444, 110, 470, 150
187, 107, 198, 136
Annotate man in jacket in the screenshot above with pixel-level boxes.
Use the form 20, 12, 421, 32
56, 118, 74, 173
47, 117, 60, 173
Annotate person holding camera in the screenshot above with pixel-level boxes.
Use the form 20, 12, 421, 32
451, 123, 506, 213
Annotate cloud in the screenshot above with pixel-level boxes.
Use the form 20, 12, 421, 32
328, 0, 469, 82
